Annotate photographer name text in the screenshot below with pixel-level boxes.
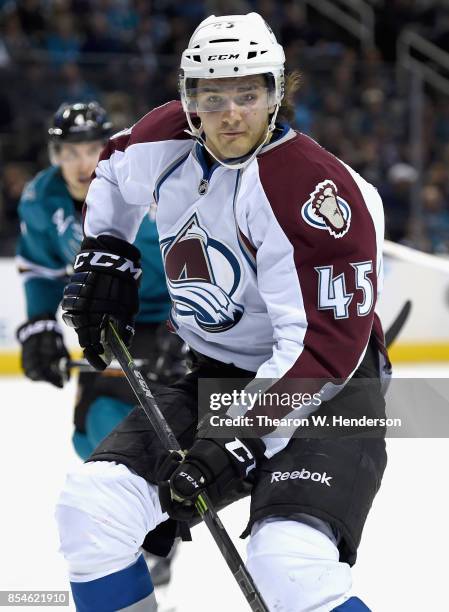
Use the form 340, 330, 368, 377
209, 414, 402, 428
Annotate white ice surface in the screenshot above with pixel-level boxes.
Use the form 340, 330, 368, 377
0, 365, 448, 611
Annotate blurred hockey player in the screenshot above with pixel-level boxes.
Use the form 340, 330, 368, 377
16, 100, 186, 583
57, 13, 388, 612
16, 100, 184, 586
16, 101, 185, 460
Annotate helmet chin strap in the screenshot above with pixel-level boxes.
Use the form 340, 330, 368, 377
184, 104, 281, 171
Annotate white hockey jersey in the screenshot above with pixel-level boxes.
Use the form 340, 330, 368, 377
84, 101, 386, 453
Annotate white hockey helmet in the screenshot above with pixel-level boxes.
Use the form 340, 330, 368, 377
179, 13, 286, 169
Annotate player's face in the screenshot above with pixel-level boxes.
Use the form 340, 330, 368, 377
57, 141, 103, 199
195, 75, 273, 161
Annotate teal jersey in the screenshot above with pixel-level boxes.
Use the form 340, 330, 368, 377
17, 166, 170, 322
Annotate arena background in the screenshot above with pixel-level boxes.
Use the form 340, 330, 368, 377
1, 0, 449, 370
1, 3, 449, 612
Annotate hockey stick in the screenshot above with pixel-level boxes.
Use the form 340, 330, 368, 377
385, 300, 412, 348
61, 357, 150, 373
106, 320, 269, 612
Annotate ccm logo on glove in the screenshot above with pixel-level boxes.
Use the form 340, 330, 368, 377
178, 471, 202, 489
74, 251, 142, 279
224, 439, 255, 476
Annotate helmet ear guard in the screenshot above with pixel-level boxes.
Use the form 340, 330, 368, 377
179, 12, 285, 170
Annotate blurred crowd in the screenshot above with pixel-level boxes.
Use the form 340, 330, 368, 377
0, 0, 448, 255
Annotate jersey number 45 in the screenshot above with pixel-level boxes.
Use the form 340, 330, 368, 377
315, 261, 374, 320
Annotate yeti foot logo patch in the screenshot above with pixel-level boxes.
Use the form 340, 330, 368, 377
301, 180, 351, 238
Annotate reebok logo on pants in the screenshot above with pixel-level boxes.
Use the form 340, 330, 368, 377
271, 468, 333, 487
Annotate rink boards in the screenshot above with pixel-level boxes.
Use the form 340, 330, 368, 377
1, 253, 449, 373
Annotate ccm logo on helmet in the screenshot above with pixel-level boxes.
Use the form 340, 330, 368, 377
271, 469, 332, 487
208, 54, 240, 60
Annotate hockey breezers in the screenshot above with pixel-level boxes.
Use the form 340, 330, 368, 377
106, 320, 269, 612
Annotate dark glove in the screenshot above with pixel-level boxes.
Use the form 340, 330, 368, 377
62, 234, 141, 370
17, 315, 70, 388
158, 437, 264, 521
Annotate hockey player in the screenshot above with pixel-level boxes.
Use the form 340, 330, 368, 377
16, 101, 182, 460
57, 13, 388, 612
17, 101, 183, 586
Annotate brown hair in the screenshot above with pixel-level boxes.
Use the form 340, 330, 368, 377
277, 71, 302, 123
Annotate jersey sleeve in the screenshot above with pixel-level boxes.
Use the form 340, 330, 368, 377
84, 101, 192, 242
83, 131, 150, 242
243, 137, 384, 457
16, 184, 69, 318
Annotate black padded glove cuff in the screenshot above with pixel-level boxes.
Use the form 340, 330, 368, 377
80, 234, 140, 264
81, 234, 141, 262
17, 315, 62, 344
189, 436, 265, 481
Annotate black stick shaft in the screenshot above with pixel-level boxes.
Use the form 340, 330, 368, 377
62, 357, 149, 372
385, 300, 412, 348
106, 321, 269, 612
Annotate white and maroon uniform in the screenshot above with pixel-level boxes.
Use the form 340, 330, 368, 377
86, 100, 385, 453
57, 101, 386, 612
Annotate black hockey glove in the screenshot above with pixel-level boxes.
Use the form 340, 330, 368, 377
157, 437, 264, 521
17, 315, 70, 388
62, 235, 141, 371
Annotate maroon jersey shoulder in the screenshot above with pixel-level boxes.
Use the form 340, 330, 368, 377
258, 132, 368, 236
257, 131, 379, 262
98, 101, 190, 163
130, 100, 189, 145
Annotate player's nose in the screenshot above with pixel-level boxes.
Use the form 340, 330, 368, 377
79, 158, 95, 175
221, 101, 243, 125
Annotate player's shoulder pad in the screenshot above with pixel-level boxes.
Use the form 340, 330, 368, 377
18, 166, 69, 227
101, 101, 190, 162
257, 132, 374, 245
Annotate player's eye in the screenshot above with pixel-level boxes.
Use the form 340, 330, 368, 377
206, 95, 224, 107
235, 93, 258, 106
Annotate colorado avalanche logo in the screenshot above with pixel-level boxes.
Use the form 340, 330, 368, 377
301, 180, 351, 238
161, 214, 244, 333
